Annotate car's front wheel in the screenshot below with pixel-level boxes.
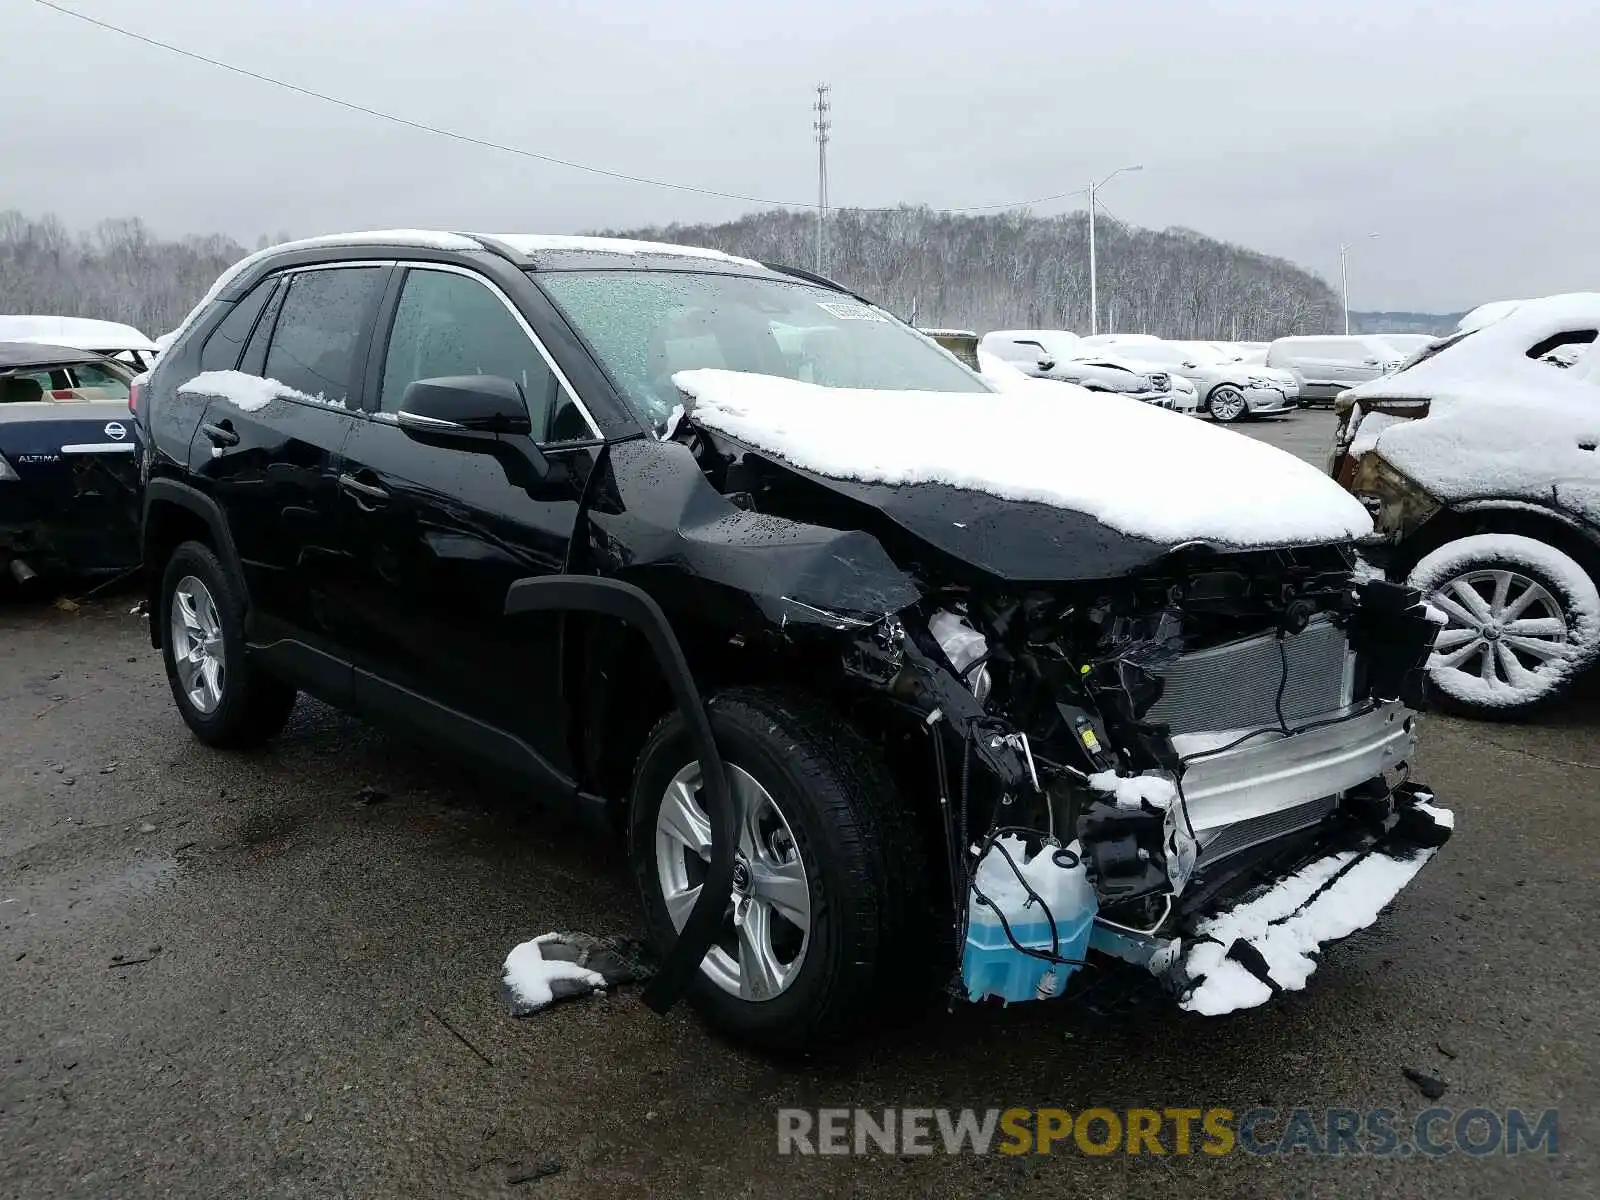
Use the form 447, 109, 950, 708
628, 687, 931, 1050
1408, 533, 1600, 719
1208, 384, 1249, 422
160, 540, 297, 747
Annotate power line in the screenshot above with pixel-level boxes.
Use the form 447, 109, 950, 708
28, 0, 813, 209
28, 0, 1126, 220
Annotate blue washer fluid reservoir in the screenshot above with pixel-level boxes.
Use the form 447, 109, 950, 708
961, 835, 1098, 1004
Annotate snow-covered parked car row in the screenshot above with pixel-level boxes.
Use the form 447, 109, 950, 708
1331, 293, 1600, 719
979, 329, 1291, 421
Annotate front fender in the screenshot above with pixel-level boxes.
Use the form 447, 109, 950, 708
504, 575, 736, 1018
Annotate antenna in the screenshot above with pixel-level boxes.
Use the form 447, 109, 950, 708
813, 83, 831, 273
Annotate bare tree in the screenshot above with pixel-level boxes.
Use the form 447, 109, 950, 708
608, 205, 1341, 338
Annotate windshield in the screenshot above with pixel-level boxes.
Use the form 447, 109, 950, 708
536, 270, 989, 426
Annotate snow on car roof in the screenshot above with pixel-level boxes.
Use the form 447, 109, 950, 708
673, 368, 1372, 549
160, 230, 485, 354
0, 315, 156, 353
1345, 292, 1600, 515
490, 234, 763, 267
162, 229, 762, 358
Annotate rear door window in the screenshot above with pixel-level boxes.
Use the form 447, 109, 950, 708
261, 267, 387, 405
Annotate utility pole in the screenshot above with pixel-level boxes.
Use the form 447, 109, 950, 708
1088, 181, 1098, 337
1339, 232, 1379, 335
1086, 164, 1143, 336
813, 83, 831, 275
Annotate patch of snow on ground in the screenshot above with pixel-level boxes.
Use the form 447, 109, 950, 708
503, 934, 607, 1013
1088, 770, 1177, 811
1181, 841, 1441, 1016
673, 369, 1373, 549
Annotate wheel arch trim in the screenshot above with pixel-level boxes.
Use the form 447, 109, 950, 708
142, 479, 250, 648
504, 574, 735, 1017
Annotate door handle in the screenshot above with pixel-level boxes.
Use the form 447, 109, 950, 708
338, 472, 390, 504
201, 421, 239, 447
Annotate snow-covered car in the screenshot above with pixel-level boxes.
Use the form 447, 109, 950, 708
1372, 333, 1438, 360
1, 341, 141, 581
979, 332, 1178, 407
0, 316, 160, 371
137, 231, 1451, 1047
1168, 372, 1200, 414
1076, 332, 1162, 350
1111, 341, 1299, 423
1330, 293, 1600, 719
1266, 336, 1406, 406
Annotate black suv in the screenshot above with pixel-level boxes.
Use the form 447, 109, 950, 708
138, 232, 1450, 1048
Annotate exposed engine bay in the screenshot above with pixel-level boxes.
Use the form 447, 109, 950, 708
585, 413, 1457, 1017
831, 544, 1451, 1011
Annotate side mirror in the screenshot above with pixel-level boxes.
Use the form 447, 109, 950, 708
397, 375, 533, 437
1036, 357, 1057, 372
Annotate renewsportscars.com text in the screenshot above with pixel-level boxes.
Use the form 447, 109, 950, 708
776, 1106, 1558, 1158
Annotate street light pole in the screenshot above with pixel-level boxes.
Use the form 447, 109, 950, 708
1087, 164, 1143, 336
1339, 232, 1378, 336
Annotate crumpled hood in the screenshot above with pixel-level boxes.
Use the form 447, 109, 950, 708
673, 369, 1372, 577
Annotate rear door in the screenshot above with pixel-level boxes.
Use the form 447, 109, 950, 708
334, 263, 601, 780
186, 263, 390, 688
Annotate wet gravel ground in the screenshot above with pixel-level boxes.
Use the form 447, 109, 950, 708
3, 409, 1595, 1197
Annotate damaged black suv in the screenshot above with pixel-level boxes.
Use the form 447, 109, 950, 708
137, 232, 1453, 1049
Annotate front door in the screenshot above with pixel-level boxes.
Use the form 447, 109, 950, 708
335, 264, 601, 782
187, 264, 390, 689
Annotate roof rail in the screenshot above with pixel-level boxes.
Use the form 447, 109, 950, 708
761, 262, 870, 302
461, 234, 534, 266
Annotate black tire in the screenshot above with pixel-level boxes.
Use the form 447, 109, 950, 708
1407, 533, 1600, 721
159, 540, 296, 748
1207, 383, 1249, 423
627, 686, 933, 1051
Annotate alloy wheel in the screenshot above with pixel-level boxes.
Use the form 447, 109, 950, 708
1210, 386, 1247, 422
170, 575, 226, 714
1427, 568, 1571, 696
654, 761, 811, 1001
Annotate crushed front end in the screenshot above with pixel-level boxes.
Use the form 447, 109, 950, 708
841, 542, 1453, 1016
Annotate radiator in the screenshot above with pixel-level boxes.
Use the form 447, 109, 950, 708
1144, 615, 1353, 737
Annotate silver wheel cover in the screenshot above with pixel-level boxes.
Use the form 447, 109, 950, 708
170, 575, 226, 714
654, 761, 811, 1001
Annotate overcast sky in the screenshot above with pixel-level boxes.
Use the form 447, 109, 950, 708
4, 0, 1594, 311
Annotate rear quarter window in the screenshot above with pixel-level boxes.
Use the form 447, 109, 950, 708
199, 279, 277, 373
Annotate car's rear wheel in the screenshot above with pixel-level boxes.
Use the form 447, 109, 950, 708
1408, 533, 1600, 720
160, 541, 297, 747
627, 687, 931, 1051
1208, 384, 1248, 422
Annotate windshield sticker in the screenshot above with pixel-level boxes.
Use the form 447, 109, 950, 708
817, 301, 887, 323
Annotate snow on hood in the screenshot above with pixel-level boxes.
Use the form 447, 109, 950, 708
672, 369, 1373, 549
1345, 293, 1600, 516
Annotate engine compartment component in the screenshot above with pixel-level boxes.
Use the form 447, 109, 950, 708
961, 834, 1097, 1003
